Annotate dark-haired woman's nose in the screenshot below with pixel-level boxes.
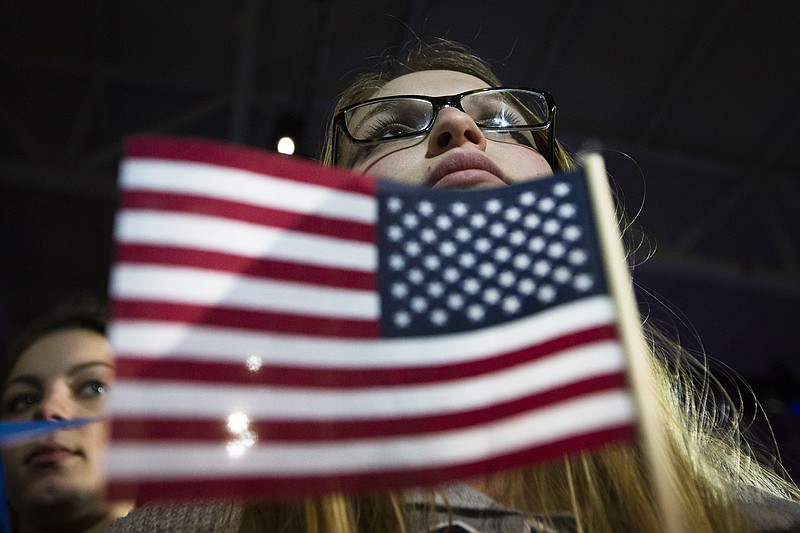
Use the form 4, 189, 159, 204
35, 386, 73, 421
427, 108, 487, 156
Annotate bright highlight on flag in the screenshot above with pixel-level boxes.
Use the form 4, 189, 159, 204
106, 135, 637, 502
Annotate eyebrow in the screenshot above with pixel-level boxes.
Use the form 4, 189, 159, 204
66, 361, 115, 377
1, 375, 41, 392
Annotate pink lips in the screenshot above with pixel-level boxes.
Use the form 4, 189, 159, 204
26, 443, 79, 466
427, 152, 508, 189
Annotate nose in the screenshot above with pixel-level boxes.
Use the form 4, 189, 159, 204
35, 385, 73, 421
426, 107, 487, 156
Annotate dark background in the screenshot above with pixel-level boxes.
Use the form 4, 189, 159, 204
1, 1, 798, 479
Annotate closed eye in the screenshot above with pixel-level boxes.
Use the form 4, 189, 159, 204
362, 114, 420, 140
475, 108, 527, 128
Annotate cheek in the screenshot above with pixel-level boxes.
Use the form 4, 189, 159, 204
359, 150, 426, 184
491, 143, 553, 182
86, 398, 110, 418
73, 420, 111, 468
1, 445, 28, 475
353, 139, 428, 182
88, 421, 112, 452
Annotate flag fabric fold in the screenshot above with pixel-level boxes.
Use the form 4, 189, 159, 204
106, 135, 636, 502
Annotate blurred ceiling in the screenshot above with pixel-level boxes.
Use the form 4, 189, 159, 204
1, 0, 799, 469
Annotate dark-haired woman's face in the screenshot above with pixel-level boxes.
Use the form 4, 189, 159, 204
1, 328, 115, 526
346, 70, 553, 188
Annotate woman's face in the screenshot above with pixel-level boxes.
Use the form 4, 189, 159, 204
346, 70, 553, 187
1, 328, 114, 525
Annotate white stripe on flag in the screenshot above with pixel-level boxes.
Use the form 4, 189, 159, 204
109, 295, 616, 367
109, 340, 624, 419
107, 390, 634, 479
121, 158, 376, 223
111, 264, 379, 320
114, 210, 376, 271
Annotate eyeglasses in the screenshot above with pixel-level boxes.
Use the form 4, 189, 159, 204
332, 87, 556, 167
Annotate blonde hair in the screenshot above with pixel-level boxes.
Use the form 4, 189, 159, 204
239, 492, 410, 533
242, 39, 798, 532
481, 324, 799, 532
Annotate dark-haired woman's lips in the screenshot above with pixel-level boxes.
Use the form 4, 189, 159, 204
427, 153, 508, 189
26, 443, 80, 466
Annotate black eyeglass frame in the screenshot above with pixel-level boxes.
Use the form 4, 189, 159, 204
331, 87, 557, 168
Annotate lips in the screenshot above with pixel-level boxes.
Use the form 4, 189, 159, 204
26, 443, 79, 466
427, 152, 508, 189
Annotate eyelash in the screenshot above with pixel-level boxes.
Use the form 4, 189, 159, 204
363, 114, 416, 139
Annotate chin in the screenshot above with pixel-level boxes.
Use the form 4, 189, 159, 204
23, 477, 97, 510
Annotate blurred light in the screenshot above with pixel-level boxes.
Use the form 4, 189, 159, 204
271, 115, 303, 156
246, 355, 263, 372
226, 430, 257, 458
226, 411, 257, 458
227, 412, 250, 434
238, 430, 257, 447
277, 136, 296, 155
226, 439, 247, 458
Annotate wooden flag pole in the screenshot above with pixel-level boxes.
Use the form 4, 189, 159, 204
581, 153, 687, 533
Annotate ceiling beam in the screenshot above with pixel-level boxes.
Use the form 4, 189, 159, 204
61, 0, 109, 162
228, 0, 263, 143
526, 0, 585, 88
636, 1, 740, 146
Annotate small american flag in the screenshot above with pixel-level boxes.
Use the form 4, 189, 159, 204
106, 135, 636, 502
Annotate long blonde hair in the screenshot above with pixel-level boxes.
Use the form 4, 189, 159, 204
242, 39, 798, 532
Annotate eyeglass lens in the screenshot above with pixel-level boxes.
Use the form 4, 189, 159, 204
344, 90, 549, 142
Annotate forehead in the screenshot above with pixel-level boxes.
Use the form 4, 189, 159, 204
371, 70, 492, 99
8, 328, 113, 379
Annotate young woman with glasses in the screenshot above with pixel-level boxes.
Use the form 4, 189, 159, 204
308, 38, 800, 533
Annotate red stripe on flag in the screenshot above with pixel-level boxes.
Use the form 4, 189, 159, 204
112, 325, 617, 386
112, 300, 380, 338
114, 244, 376, 289
107, 425, 635, 503
111, 373, 627, 442
121, 191, 375, 243
125, 135, 377, 196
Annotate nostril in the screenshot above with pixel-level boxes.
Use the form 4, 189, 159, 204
39, 403, 69, 421
464, 129, 482, 144
436, 131, 452, 148
37, 411, 66, 421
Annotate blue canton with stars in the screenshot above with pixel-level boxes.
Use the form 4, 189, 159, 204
376, 171, 607, 337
